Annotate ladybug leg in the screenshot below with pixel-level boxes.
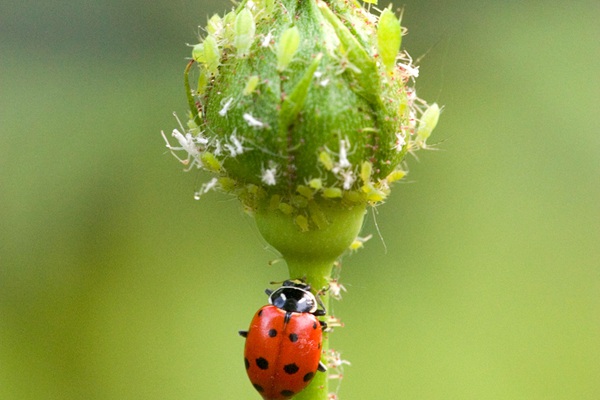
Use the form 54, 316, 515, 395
265, 288, 273, 296
314, 292, 327, 316
238, 330, 248, 338
318, 361, 327, 372
319, 320, 328, 331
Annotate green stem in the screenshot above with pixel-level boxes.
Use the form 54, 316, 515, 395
287, 259, 332, 400
254, 199, 366, 400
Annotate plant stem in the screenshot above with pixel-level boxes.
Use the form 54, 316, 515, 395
254, 200, 366, 400
287, 259, 332, 400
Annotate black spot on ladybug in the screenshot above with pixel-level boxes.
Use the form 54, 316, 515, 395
313, 322, 317, 329
258, 309, 263, 317
280, 389, 295, 397
283, 363, 299, 374
244, 358, 250, 369
303, 372, 314, 382
318, 342, 321, 349
253, 383, 264, 392
256, 357, 269, 370
268, 329, 277, 337
289, 333, 298, 343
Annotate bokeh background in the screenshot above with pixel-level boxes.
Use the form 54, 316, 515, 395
1, 0, 599, 399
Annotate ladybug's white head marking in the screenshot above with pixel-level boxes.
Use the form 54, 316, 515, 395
268, 283, 318, 313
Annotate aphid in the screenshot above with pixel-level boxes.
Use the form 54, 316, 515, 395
193, 177, 219, 200
327, 279, 347, 300
296, 185, 314, 199
337, 139, 351, 169
416, 103, 440, 148
224, 131, 245, 157
219, 97, 234, 116
339, 170, 355, 190
191, 43, 205, 63
261, 162, 278, 186
243, 113, 266, 129
322, 187, 342, 199
396, 51, 419, 80
377, 7, 402, 73
295, 214, 309, 232
200, 152, 221, 172
206, 14, 223, 36
235, 8, 256, 57
393, 131, 406, 152
161, 114, 208, 170
258, 0, 275, 18
385, 169, 406, 184
349, 234, 373, 252
261, 30, 274, 48
318, 151, 334, 171
308, 178, 323, 190
203, 35, 221, 74
360, 161, 373, 183
243, 75, 260, 96
277, 26, 300, 71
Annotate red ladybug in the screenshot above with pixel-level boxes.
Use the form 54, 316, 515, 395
239, 280, 327, 400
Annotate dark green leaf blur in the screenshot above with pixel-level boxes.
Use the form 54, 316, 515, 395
1, 0, 598, 398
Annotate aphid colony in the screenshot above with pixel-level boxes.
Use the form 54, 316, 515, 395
162, 0, 441, 226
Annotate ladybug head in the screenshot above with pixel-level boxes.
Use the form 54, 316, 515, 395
268, 282, 317, 313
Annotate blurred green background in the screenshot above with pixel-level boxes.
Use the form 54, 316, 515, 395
1, 0, 599, 399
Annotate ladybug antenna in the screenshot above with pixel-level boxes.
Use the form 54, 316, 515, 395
269, 278, 311, 290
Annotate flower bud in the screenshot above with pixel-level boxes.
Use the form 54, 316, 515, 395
164, 0, 440, 227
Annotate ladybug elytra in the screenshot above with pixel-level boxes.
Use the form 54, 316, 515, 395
239, 280, 327, 400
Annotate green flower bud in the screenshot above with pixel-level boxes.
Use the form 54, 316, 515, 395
164, 0, 440, 229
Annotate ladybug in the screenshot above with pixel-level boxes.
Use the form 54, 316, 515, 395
239, 280, 327, 400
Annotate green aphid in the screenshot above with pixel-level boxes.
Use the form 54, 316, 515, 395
295, 214, 309, 232
308, 201, 328, 229
277, 26, 300, 71
322, 187, 342, 199
218, 177, 237, 191
318, 151, 334, 171
416, 103, 440, 147
386, 169, 406, 183
223, 11, 236, 46
234, 8, 256, 57
308, 178, 323, 190
278, 202, 294, 215
207, 14, 222, 36
377, 7, 402, 73
201, 152, 221, 172
360, 161, 373, 183
203, 35, 220, 75
269, 194, 281, 210
192, 43, 205, 63
296, 185, 314, 200
243, 75, 260, 96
